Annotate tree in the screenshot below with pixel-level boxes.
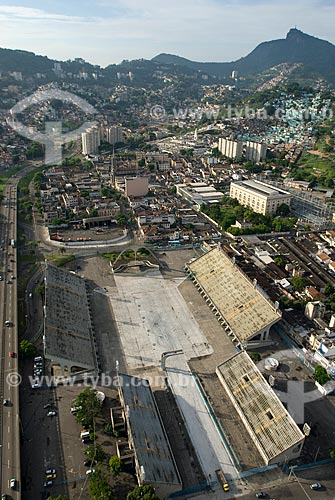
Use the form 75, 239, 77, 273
59, 247, 66, 254
85, 444, 106, 462
74, 388, 102, 426
109, 455, 122, 475
116, 213, 127, 227
19, 340, 37, 358
249, 352, 261, 363
291, 276, 308, 292
324, 284, 335, 297
89, 470, 113, 500
274, 257, 285, 268
127, 485, 160, 500
313, 365, 330, 386
276, 203, 290, 217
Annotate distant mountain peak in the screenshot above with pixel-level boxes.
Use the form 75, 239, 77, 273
152, 29, 335, 83
286, 27, 305, 39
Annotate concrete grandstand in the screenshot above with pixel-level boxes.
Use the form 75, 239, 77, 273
115, 374, 182, 499
43, 262, 98, 374
185, 246, 281, 346
216, 351, 305, 465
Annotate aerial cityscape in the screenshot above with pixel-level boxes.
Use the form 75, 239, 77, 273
1, 2, 335, 500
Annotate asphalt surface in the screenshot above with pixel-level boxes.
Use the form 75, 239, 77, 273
0, 178, 21, 498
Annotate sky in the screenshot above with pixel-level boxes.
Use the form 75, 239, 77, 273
0, 0, 335, 67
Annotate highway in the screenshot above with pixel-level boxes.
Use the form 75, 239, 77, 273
0, 178, 21, 499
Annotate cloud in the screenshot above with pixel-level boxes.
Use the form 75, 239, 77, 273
0, 1, 334, 66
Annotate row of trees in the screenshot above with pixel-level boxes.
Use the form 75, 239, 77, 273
72, 388, 160, 500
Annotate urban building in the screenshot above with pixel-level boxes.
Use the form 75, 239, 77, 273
125, 176, 149, 197
176, 182, 224, 207
305, 301, 326, 320
230, 179, 291, 215
218, 138, 243, 160
106, 125, 124, 145
81, 126, 101, 155
245, 141, 267, 162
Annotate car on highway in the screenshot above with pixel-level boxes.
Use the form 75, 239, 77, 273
310, 482, 322, 490
86, 469, 95, 476
2, 493, 8, 499
3, 399, 10, 406
46, 473, 57, 480
32, 378, 42, 389
4, 320, 11, 327
47, 410, 57, 417
44, 403, 52, 409
255, 493, 267, 499
0, 275, 3, 280
10, 478, 16, 489
9, 351, 15, 358
45, 468, 56, 475
43, 480, 53, 488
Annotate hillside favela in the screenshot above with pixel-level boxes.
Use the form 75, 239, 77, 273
1, 3, 335, 500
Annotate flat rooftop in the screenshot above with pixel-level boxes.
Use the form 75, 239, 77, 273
187, 247, 281, 342
216, 351, 305, 464
118, 374, 181, 487
232, 179, 290, 197
44, 263, 96, 370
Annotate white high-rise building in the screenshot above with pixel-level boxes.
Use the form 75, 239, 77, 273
106, 126, 124, 145
246, 141, 267, 162
218, 138, 243, 160
81, 126, 101, 155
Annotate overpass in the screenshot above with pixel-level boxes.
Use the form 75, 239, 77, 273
0, 177, 21, 498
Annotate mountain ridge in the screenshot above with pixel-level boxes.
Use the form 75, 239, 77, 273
1, 29, 335, 83
152, 29, 335, 82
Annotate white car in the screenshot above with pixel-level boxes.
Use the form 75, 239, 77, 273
45, 468, 56, 475
310, 483, 322, 490
10, 478, 16, 489
47, 411, 57, 417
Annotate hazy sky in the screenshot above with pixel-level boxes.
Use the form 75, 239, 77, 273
0, 0, 335, 66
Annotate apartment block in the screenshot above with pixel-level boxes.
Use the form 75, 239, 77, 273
230, 179, 291, 215
218, 138, 243, 160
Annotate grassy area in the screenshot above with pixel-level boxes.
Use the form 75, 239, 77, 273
296, 151, 334, 172
44, 253, 75, 267
291, 151, 335, 187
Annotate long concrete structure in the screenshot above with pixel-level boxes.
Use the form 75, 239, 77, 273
185, 246, 281, 346
0, 178, 21, 499
216, 351, 305, 465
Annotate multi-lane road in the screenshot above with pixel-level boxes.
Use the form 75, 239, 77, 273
0, 178, 21, 499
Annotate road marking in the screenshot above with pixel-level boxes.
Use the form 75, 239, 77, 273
8, 442, 10, 449
8, 426, 10, 433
